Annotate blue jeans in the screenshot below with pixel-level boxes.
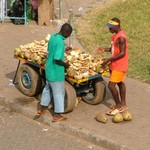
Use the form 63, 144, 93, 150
40, 80, 65, 113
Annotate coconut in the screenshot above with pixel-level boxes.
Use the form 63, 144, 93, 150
31, 53, 37, 63
112, 113, 123, 123
24, 51, 32, 59
70, 50, 80, 58
41, 58, 46, 66
82, 72, 89, 78
66, 55, 73, 61
14, 48, 21, 56
66, 68, 76, 77
95, 113, 107, 123
40, 40, 46, 46
122, 111, 132, 121
19, 51, 25, 58
36, 59, 42, 65
36, 55, 42, 61
33, 53, 39, 60
96, 64, 104, 73
45, 34, 51, 42
74, 73, 82, 80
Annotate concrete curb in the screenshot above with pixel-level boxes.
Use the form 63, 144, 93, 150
0, 96, 131, 150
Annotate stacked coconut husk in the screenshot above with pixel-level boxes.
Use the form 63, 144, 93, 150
14, 34, 109, 79
65, 48, 106, 79
14, 34, 50, 66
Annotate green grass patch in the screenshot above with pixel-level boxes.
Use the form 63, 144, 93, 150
75, 0, 150, 83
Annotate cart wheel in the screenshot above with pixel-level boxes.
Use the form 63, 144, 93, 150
64, 81, 77, 113
82, 80, 106, 105
17, 64, 42, 96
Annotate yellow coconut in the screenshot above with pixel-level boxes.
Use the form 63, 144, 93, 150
122, 111, 132, 121
74, 74, 82, 80
19, 51, 25, 58
45, 34, 51, 42
24, 51, 32, 59
96, 64, 104, 73
112, 113, 123, 123
95, 113, 107, 123
14, 48, 21, 56
41, 58, 46, 66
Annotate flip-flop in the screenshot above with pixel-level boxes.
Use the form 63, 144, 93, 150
106, 109, 119, 116
36, 108, 46, 116
107, 105, 128, 115
52, 116, 68, 122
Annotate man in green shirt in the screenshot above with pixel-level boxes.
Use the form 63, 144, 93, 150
37, 23, 72, 122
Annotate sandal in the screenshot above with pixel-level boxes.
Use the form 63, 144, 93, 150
36, 108, 46, 116
107, 105, 128, 115
106, 109, 120, 116
52, 116, 68, 122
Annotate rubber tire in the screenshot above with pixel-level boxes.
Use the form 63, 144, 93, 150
64, 81, 77, 113
82, 80, 106, 105
17, 64, 42, 96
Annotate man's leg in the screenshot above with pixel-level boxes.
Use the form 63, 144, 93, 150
50, 81, 67, 122
37, 80, 52, 115
108, 81, 122, 109
40, 80, 52, 106
117, 82, 127, 107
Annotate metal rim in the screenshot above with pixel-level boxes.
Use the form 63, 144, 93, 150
21, 71, 32, 89
84, 92, 94, 101
83, 83, 95, 101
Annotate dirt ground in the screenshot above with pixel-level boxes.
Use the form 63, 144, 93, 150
0, 0, 150, 150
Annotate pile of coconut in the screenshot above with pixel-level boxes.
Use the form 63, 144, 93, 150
65, 48, 105, 79
14, 34, 109, 79
14, 34, 50, 66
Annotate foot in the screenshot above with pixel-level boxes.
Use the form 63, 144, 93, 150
120, 105, 128, 112
37, 105, 46, 116
106, 105, 124, 116
106, 108, 120, 116
52, 114, 68, 122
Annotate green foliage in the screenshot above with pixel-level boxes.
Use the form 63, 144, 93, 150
76, 0, 150, 83
26, 0, 32, 21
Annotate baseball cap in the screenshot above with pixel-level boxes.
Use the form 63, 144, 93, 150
106, 19, 120, 28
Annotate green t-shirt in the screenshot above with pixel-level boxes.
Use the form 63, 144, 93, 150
45, 33, 66, 81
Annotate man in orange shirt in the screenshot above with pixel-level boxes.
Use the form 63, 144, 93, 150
96, 17, 128, 115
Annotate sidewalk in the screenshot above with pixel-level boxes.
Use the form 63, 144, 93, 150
0, 75, 150, 150
0, 0, 150, 149
0, 22, 150, 150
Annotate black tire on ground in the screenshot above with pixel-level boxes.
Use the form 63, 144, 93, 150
64, 81, 77, 113
17, 63, 42, 96
82, 80, 106, 105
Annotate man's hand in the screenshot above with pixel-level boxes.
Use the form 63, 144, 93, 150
55, 59, 70, 68
101, 58, 110, 67
65, 60, 70, 68
95, 48, 105, 54
65, 46, 72, 54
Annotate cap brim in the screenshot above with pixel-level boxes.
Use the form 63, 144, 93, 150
106, 23, 115, 28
